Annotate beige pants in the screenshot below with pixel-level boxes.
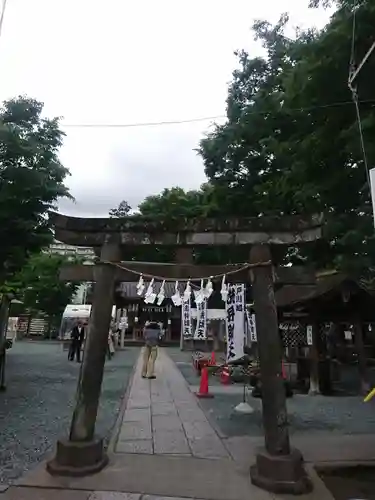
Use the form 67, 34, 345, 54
142, 345, 158, 377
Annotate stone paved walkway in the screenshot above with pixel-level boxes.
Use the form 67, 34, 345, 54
115, 348, 229, 459
9, 349, 338, 500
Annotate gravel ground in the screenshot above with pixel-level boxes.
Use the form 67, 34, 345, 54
0, 341, 140, 485
167, 348, 375, 438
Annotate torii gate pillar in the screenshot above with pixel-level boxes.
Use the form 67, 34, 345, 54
249, 244, 312, 494
47, 240, 120, 476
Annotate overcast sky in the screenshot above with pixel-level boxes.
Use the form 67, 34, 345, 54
0, 0, 332, 217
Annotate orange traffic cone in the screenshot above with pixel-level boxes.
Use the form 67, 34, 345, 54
196, 367, 214, 398
220, 365, 231, 385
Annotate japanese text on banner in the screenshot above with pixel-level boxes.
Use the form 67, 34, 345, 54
226, 284, 245, 362
194, 298, 207, 339
246, 310, 257, 343
182, 298, 192, 338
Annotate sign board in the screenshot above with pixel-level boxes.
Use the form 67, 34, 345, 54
118, 316, 128, 330
246, 310, 257, 342
194, 298, 207, 340
226, 284, 245, 362
344, 330, 352, 340
182, 298, 192, 338
306, 325, 313, 346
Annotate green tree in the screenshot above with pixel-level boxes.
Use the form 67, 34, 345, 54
138, 186, 213, 219
308, 0, 358, 8
0, 96, 71, 285
199, 2, 375, 273
137, 187, 207, 263
110, 188, 207, 262
108, 187, 226, 264
138, 186, 245, 264
13, 253, 80, 320
109, 199, 132, 217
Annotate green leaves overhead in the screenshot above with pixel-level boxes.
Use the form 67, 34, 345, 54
0, 96, 71, 284
198, 1, 375, 272
9, 253, 80, 319
109, 200, 132, 218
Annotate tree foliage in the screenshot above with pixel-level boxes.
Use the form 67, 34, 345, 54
138, 186, 247, 264
198, 1, 375, 273
138, 186, 214, 219
109, 199, 132, 217
9, 253, 80, 319
0, 96, 71, 284
108, 187, 233, 264
309, 0, 362, 8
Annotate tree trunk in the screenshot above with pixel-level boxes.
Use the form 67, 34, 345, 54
309, 322, 320, 395
0, 295, 11, 390
0, 295, 10, 339
354, 320, 370, 395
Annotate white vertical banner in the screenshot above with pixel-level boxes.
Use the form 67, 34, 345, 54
306, 325, 313, 346
182, 298, 192, 338
194, 299, 207, 339
226, 284, 245, 362
246, 310, 258, 342
370, 168, 375, 227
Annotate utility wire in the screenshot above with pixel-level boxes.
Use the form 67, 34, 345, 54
63, 114, 225, 128
62, 98, 375, 129
348, 0, 371, 188
0, 0, 8, 42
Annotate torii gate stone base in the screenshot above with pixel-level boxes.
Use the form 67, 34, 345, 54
46, 212, 322, 495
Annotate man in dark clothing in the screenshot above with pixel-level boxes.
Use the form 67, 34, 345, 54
69, 320, 85, 362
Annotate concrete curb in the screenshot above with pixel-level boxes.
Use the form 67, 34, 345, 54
315, 460, 375, 469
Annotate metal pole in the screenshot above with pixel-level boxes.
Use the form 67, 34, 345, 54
82, 283, 87, 305
0, 349, 6, 391
179, 316, 184, 350
348, 41, 375, 87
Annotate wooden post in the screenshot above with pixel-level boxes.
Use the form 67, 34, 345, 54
354, 319, 370, 395
249, 244, 311, 494
308, 321, 320, 395
166, 320, 172, 342
212, 323, 220, 352
47, 241, 120, 477
120, 307, 125, 349
0, 295, 10, 341
0, 294, 11, 392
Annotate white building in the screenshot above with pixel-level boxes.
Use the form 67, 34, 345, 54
48, 240, 95, 262
48, 240, 95, 305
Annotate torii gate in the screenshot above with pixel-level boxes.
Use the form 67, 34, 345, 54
46, 212, 323, 494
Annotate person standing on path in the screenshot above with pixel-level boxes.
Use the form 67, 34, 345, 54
68, 320, 85, 362
141, 320, 161, 379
